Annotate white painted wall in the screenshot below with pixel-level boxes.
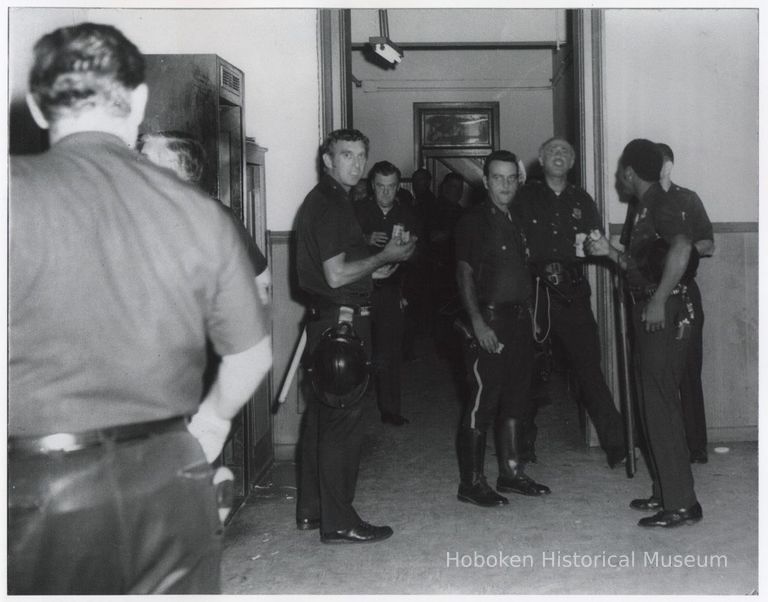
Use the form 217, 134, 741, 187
352, 48, 555, 174
351, 8, 566, 45
9, 7, 321, 231
602, 8, 758, 224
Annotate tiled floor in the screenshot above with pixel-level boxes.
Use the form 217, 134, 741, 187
221, 336, 758, 595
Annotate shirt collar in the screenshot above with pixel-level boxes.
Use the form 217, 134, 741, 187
320, 174, 352, 199
53, 131, 129, 149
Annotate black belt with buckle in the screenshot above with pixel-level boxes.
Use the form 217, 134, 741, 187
9, 415, 188, 455
481, 301, 527, 321
538, 261, 583, 288
628, 283, 686, 304
309, 303, 372, 321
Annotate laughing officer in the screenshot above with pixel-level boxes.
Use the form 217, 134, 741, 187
513, 137, 626, 468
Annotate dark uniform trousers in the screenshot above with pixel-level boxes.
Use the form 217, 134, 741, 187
8, 429, 222, 594
548, 293, 625, 450
461, 305, 534, 432
297, 311, 372, 533
371, 281, 404, 416
680, 279, 707, 453
631, 294, 697, 510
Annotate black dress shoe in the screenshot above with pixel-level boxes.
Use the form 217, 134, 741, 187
690, 449, 709, 464
297, 517, 321, 531
497, 473, 551, 496
606, 446, 627, 469
638, 502, 703, 528
381, 412, 410, 426
629, 496, 662, 511
458, 478, 509, 507
320, 521, 394, 544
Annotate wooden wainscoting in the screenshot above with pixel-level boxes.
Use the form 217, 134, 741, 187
606, 222, 758, 442
268, 231, 308, 461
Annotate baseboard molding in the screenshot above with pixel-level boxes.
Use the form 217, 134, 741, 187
707, 425, 757, 442
275, 443, 297, 462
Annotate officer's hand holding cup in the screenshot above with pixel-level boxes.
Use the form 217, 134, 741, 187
381, 228, 416, 263
368, 231, 388, 247
584, 229, 609, 256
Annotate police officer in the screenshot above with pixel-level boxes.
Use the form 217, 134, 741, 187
657, 143, 714, 463
454, 150, 550, 507
620, 143, 714, 465
513, 137, 626, 468
295, 129, 415, 543
9, 23, 271, 593
355, 161, 418, 426
587, 138, 702, 527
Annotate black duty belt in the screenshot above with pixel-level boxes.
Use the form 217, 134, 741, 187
9, 416, 188, 455
309, 303, 372, 321
538, 261, 583, 288
628, 282, 686, 304
481, 301, 528, 321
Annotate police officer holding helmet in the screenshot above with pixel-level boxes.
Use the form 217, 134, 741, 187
295, 129, 416, 544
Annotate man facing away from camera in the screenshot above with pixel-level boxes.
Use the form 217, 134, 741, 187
9, 23, 271, 593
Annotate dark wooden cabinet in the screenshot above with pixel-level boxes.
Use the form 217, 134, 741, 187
141, 55, 274, 516
141, 54, 244, 216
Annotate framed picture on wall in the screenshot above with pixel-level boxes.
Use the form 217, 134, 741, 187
413, 102, 499, 168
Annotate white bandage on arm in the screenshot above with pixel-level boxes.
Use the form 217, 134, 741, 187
188, 398, 232, 463
189, 336, 273, 462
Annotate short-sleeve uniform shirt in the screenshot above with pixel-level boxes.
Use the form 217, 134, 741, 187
10, 132, 268, 436
513, 179, 603, 265
667, 183, 713, 244
454, 199, 532, 305
621, 182, 712, 252
296, 175, 372, 305
625, 183, 693, 289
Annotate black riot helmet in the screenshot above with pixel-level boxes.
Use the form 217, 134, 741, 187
308, 321, 370, 408
640, 236, 700, 284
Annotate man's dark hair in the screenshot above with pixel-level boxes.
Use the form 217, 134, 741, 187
29, 22, 145, 120
483, 150, 519, 177
320, 128, 370, 158
656, 142, 674, 163
137, 131, 207, 183
368, 160, 401, 183
441, 171, 464, 185
620, 139, 663, 182
411, 167, 431, 181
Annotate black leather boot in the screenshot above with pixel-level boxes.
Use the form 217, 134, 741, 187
519, 415, 538, 463
457, 428, 509, 507
496, 418, 551, 496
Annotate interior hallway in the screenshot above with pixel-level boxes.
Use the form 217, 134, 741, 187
221, 335, 758, 595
